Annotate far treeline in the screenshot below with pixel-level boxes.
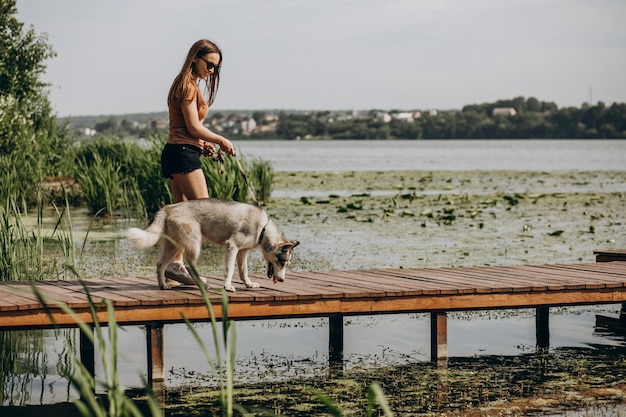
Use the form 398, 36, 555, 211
268, 98, 626, 140
73, 97, 626, 141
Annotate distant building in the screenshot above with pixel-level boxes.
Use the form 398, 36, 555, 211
150, 119, 167, 129
263, 114, 279, 123
392, 112, 415, 123
492, 107, 517, 117
240, 117, 257, 135
373, 111, 392, 123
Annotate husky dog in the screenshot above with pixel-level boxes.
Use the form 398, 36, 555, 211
126, 198, 299, 291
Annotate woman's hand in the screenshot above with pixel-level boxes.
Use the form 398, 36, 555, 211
219, 137, 236, 156
202, 143, 216, 156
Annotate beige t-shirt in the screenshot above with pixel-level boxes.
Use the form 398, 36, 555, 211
167, 81, 209, 148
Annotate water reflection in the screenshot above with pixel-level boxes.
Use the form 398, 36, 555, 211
6, 341, 624, 416
2, 305, 624, 407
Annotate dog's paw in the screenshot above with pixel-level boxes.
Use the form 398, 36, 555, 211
160, 283, 172, 290
247, 282, 260, 289
224, 284, 237, 292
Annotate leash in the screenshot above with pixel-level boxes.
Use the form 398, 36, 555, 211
203, 147, 259, 206
235, 157, 259, 207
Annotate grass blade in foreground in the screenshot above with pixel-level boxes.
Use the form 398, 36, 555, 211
31, 280, 162, 417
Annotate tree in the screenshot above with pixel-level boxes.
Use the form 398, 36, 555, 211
526, 97, 541, 112
95, 116, 119, 134
0, 0, 71, 205
1, 0, 67, 153
0, 0, 55, 99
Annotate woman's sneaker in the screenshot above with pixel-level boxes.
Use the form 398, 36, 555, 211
164, 261, 195, 285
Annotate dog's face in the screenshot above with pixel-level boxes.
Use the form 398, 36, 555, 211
263, 240, 299, 283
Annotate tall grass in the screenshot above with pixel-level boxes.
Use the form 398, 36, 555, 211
250, 158, 274, 202
76, 153, 146, 218
0, 153, 51, 212
0, 187, 96, 282
202, 152, 274, 203
76, 137, 275, 217
1, 135, 275, 219
0, 198, 44, 281
33, 282, 162, 417
184, 265, 241, 416
0, 194, 80, 406
75, 138, 162, 217
202, 155, 249, 202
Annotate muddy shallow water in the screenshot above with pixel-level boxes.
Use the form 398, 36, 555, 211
5, 166, 625, 415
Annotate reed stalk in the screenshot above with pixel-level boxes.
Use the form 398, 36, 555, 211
0, 198, 43, 281
250, 158, 274, 202
183, 264, 240, 416
32, 281, 162, 417
202, 155, 248, 202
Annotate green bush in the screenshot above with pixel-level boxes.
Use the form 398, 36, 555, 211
74, 137, 274, 217
74, 137, 169, 217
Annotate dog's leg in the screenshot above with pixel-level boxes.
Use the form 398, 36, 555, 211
223, 243, 239, 292
156, 242, 179, 290
236, 250, 260, 289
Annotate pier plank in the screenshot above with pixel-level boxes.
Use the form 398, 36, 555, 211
0, 256, 625, 329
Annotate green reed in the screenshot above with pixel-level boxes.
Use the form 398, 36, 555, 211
0, 153, 44, 212
0, 198, 43, 281
75, 137, 275, 217
74, 136, 168, 217
76, 153, 144, 218
2, 135, 275, 219
184, 266, 238, 416
202, 154, 249, 202
0, 193, 79, 406
202, 153, 274, 203
33, 281, 162, 417
0, 183, 105, 280
250, 158, 274, 202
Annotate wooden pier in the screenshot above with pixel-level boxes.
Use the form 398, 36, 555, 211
1, 249, 625, 386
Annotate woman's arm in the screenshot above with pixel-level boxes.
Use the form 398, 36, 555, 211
181, 99, 236, 156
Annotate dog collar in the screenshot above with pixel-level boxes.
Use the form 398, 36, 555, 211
258, 221, 269, 244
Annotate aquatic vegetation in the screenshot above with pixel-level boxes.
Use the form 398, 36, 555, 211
3, 168, 626, 415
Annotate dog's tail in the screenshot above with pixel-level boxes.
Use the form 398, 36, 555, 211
125, 209, 166, 249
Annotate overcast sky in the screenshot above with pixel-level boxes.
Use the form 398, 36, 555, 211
16, 0, 626, 117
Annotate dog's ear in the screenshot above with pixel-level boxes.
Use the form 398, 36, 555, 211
281, 240, 299, 251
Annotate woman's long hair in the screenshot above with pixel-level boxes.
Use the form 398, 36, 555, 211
167, 39, 222, 108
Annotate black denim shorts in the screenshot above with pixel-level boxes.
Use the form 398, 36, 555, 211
160, 143, 203, 179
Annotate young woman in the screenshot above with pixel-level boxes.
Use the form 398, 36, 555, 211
160, 39, 236, 283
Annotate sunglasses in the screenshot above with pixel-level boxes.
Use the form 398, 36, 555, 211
198, 56, 221, 72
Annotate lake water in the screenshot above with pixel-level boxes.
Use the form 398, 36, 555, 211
236, 139, 626, 172
2, 139, 625, 407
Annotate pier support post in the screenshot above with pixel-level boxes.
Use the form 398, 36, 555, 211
79, 327, 95, 379
146, 322, 165, 389
329, 314, 344, 375
536, 306, 550, 349
329, 314, 343, 362
430, 312, 447, 363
